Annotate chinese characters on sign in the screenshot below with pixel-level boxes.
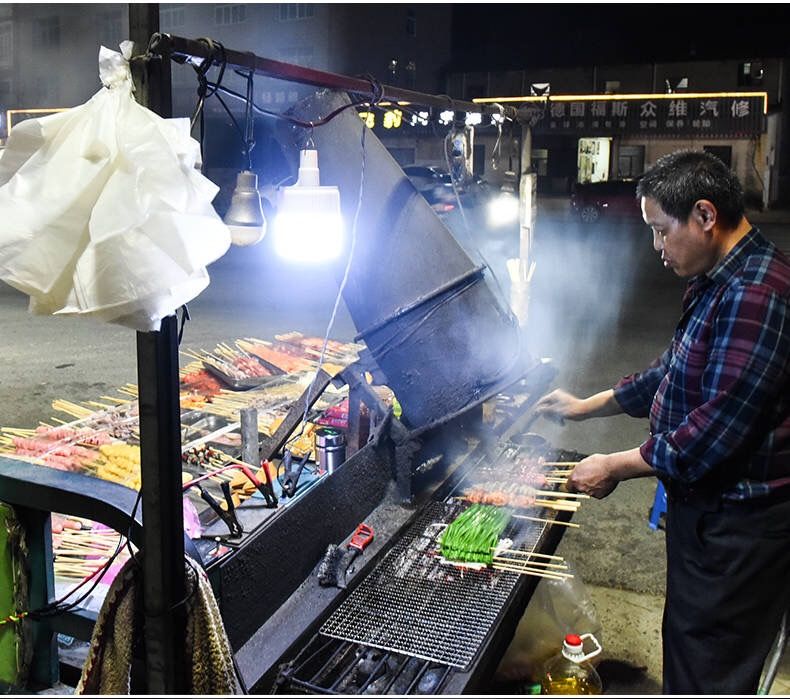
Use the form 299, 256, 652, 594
536, 96, 764, 136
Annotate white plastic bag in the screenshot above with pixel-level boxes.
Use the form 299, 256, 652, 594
0, 41, 231, 331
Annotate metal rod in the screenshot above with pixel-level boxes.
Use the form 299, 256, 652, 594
240, 406, 259, 469
153, 33, 517, 118
130, 6, 187, 693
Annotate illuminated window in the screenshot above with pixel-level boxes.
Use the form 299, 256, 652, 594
34, 16, 60, 48
215, 4, 246, 26
160, 4, 186, 28
406, 8, 416, 36
738, 61, 764, 86
278, 4, 315, 21
0, 21, 11, 67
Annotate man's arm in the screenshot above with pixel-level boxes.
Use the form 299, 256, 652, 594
535, 388, 623, 424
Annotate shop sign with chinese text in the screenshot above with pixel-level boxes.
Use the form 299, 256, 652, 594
531, 95, 765, 137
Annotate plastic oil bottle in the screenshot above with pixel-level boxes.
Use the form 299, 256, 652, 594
541, 633, 603, 695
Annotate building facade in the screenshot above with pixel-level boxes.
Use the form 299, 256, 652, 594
444, 58, 783, 208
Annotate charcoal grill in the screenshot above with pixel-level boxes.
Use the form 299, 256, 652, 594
319, 501, 535, 669
263, 438, 586, 695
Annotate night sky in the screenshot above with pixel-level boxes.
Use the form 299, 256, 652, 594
451, 5, 790, 70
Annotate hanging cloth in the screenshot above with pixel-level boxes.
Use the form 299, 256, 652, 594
76, 555, 241, 694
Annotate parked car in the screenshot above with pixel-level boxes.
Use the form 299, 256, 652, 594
403, 165, 516, 226
402, 165, 457, 214
570, 179, 642, 224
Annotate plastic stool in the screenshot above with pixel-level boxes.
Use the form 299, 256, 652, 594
648, 481, 667, 530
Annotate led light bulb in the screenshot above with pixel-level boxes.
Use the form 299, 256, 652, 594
272, 150, 344, 263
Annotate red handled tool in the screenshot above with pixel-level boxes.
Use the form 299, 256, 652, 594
340, 523, 374, 588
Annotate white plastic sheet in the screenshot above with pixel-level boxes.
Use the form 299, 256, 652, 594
0, 42, 231, 331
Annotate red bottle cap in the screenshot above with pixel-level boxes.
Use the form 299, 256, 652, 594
565, 633, 582, 646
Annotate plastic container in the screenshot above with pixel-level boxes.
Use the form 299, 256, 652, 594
541, 633, 602, 695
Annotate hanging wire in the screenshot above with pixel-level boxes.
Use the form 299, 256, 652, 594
285, 77, 382, 452
188, 37, 228, 132
238, 68, 256, 170
490, 103, 505, 171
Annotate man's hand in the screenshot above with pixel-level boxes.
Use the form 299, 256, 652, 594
534, 389, 586, 425
565, 448, 656, 499
566, 454, 620, 499
535, 388, 623, 425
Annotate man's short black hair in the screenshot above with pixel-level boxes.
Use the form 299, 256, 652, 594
636, 150, 745, 229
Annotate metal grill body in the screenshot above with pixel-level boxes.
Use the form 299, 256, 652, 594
321, 499, 545, 669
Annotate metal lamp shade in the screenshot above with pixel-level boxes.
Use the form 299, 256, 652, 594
224, 170, 267, 246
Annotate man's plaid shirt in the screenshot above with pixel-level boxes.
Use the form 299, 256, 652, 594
614, 227, 790, 500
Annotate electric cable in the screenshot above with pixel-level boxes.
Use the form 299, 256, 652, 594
284, 88, 376, 453
442, 125, 513, 311
204, 80, 379, 130
28, 487, 142, 620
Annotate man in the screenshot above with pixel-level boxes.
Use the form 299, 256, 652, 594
535, 150, 790, 694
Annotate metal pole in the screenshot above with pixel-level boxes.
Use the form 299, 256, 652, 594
154, 34, 517, 119
510, 125, 536, 326
240, 407, 260, 469
129, 5, 187, 694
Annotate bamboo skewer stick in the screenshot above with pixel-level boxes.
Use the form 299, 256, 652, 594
511, 514, 580, 528
492, 557, 568, 570
491, 548, 565, 561
534, 499, 578, 511
541, 461, 579, 466
532, 489, 590, 500
492, 563, 573, 580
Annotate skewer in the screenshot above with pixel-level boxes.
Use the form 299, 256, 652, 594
532, 489, 590, 500
534, 499, 578, 511
490, 548, 565, 561
492, 557, 568, 570
542, 461, 579, 466
492, 563, 573, 580
511, 514, 580, 528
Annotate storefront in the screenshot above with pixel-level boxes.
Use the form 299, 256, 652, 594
474, 91, 773, 206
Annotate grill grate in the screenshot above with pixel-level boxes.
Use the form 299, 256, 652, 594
320, 500, 545, 669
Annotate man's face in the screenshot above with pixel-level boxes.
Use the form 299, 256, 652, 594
640, 196, 715, 278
